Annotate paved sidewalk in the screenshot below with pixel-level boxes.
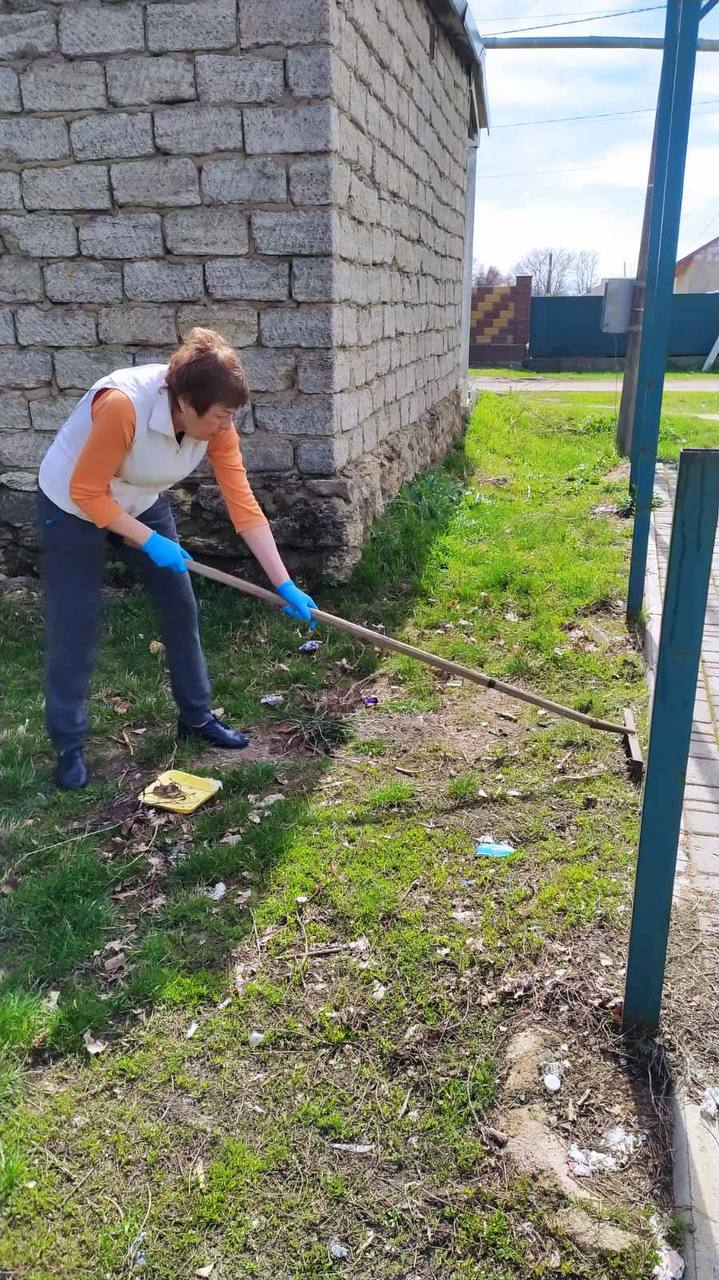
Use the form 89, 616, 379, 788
646, 464, 719, 1280
470, 375, 719, 394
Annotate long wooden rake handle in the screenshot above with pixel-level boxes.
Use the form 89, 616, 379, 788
187, 559, 629, 738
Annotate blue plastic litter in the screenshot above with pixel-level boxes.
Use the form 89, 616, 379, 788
475, 841, 515, 859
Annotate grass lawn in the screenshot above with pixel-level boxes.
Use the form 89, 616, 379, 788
0, 396, 672, 1278
517, 389, 719, 461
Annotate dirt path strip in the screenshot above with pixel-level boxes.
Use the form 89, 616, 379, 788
471, 376, 719, 394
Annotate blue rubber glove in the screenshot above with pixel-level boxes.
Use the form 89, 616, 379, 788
141, 530, 191, 574
276, 579, 318, 628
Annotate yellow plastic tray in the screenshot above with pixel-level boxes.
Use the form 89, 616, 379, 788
139, 769, 222, 814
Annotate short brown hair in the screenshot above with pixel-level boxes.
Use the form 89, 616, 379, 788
166, 327, 249, 416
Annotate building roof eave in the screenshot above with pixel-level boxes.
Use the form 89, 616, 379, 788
427, 0, 490, 131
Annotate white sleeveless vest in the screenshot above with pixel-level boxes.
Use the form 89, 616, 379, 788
38, 364, 209, 521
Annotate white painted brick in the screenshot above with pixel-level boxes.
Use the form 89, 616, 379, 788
107, 55, 196, 107
286, 46, 334, 97
0, 393, 30, 431
54, 346, 134, 390
59, 4, 144, 56
70, 113, 153, 162
0, 117, 69, 164
255, 398, 334, 436
244, 104, 335, 155
22, 164, 111, 212
147, 0, 236, 53
164, 208, 249, 256
291, 257, 334, 302
0, 258, 43, 304
30, 394, 88, 434
202, 157, 286, 205
0, 215, 77, 259
98, 307, 177, 346
241, 348, 295, 393
252, 211, 334, 256
45, 261, 123, 304
0, 173, 22, 212
176, 304, 258, 348
240, 0, 331, 48
0, 11, 56, 59
21, 61, 106, 112
79, 213, 163, 259
0, 67, 20, 113
16, 307, 97, 348
260, 306, 338, 348
124, 260, 204, 302
241, 434, 294, 472
0, 309, 14, 345
206, 259, 288, 301
0, 349, 52, 389
196, 54, 283, 103
155, 105, 244, 155
111, 157, 200, 206
289, 156, 350, 206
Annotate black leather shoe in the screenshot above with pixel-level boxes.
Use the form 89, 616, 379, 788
178, 714, 250, 750
55, 747, 88, 790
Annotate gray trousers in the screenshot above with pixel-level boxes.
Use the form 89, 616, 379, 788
38, 489, 212, 753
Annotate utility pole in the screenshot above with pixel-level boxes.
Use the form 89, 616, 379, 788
546, 251, 553, 296
616, 123, 658, 458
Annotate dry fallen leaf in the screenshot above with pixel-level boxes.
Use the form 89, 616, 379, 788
149, 639, 165, 654
196, 1266, 215, 1278
83, 1030, 107, 1056
0, 875, 19, 895
104, 952, 126, 974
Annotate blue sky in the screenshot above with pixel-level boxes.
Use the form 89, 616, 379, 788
472, 2, 719, 279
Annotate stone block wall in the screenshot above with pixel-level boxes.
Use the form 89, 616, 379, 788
0, 0, 473, 580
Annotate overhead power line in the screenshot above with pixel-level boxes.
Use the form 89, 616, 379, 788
479, 4, 662, 20
494, 96, 719, 128
487, 4, 667, 37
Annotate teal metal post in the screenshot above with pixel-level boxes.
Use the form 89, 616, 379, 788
626, 0, 700, 620
623, 450, 719, 1031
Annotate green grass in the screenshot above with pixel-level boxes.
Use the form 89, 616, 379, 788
518, 388, 719, 462
0, 395, 664, 1278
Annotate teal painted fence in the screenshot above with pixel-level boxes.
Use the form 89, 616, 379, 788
529, 293, 719, 359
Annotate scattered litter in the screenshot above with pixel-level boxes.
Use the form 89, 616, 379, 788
700, 1087, 719, 1121
296, 894, 309, 905
371, 981, 386, 1002
330, 1142, 374, 1155
140, 770, 222, 815
348, 936, 370, 954
653, 1246, 685, 1280
83, 1030, 107, 1056
148, 894, 167, 910
362, 695, 379, 706
185, 1021, 199, 1039
328, 1240, 349, 1261
475, 841, 515, 859
235, 889, 253, 906
148, 639, 164, 654
42, 990, 60, 1013
221, 830, 243, 845
209, 882, 227, 902
0, 875, 19, 895
255, 794, 284, 809
103, 952, 126, 974
543, 1071, 562, 1094
567, 1144, 617, 1177
497, 710, 518, 722
504, 611, 519, 623
299, 639, 321, 654
248, 1030, 265, 1048
604, 1126, 645, 1160
260, 694, 284, 706
71, 1114, 89, 1129
195, 1266, 215, 1278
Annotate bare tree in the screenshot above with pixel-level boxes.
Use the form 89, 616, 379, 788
513, 246, 575, 295
472, 262, 509, 287
572, 249, 601, 295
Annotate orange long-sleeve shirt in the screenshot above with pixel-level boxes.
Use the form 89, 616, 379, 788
69, 389, 268, 534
